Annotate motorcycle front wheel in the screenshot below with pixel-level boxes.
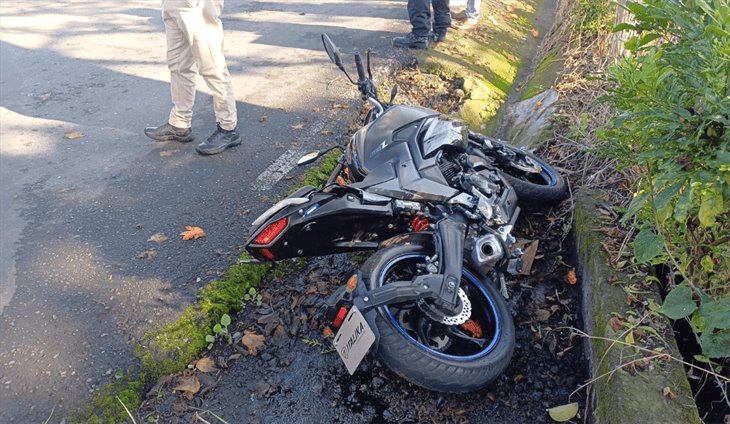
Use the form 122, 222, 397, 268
361, 243, 515, 393
493, 143, 567, 205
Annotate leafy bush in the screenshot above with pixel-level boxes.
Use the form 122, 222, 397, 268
601, 0, 729, 358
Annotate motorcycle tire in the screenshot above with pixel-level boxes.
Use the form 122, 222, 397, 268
494, 143, 567, 205
361, 243, 515, 393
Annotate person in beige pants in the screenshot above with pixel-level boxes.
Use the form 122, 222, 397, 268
144, 0, 241, 155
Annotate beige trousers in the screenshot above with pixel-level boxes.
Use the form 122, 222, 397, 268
161, 0, 237, 130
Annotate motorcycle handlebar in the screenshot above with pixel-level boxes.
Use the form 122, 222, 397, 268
354, 52, 366, 83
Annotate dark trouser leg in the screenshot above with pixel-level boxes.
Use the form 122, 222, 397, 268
431, 0, 451, 36
407, 0, 431, 38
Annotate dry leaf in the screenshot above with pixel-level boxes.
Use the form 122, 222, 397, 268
534, 309, 552, 322
173, 375, 200, 400
136, 249, 157, 259
259, 115, 268, 123
63, 131, 85, 139
608, 316, 624, 332
241, 332, 266, 356
320, 129, 333, 136
565, 268, 577, 285
180, 226, 206, 240
195, 356, 217, 373
160, 150, 174, 157
228, 353, 241, 361
535, 101, 543, 110
546, 402, 579, 422
513, 374, 527, 383
531, 28, 540, 38
290, 122, 305, 130
312, 107, 321, 113
147, 233, 169, 245
663, 387, 679, 400
332, 103, 350, 109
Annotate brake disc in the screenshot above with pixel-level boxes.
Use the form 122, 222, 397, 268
416, 288, 471, 326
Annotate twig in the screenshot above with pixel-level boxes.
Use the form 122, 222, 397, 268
43, 405, 55, 424
189, 407, 230, 424
568, 327, 730, 384
116, 396, 138, 424
570, 353, 667, 398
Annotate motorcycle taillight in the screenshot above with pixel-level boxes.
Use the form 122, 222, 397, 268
253, 217, 288, 245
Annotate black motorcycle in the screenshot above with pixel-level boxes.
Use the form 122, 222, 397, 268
244, 34, 566, 393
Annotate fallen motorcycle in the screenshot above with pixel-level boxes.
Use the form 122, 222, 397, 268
245, 34, 566, 393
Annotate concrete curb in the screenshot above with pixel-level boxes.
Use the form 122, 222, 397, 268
574, 192, 701, 424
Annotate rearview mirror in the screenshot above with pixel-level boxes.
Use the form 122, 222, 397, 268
321, 34, 343, 69
297, 151, 321, 166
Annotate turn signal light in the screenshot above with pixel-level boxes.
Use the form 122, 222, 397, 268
253, 217, 288, 245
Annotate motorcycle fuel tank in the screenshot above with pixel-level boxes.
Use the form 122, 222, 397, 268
347, 105, 439, 180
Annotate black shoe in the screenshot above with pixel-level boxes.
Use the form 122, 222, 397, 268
144, 123, 193, 143
195, 124, 241, 155
393, 32, 429, 49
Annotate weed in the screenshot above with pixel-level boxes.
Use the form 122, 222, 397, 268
206, 313, 232, 349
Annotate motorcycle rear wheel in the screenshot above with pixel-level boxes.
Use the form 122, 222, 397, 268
493, 143, 566, 205
361, 243, 515, 393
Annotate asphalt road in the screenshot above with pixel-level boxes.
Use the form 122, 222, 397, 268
0, 1, 409, 421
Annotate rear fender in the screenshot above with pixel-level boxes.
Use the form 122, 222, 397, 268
246, 190, 407, 261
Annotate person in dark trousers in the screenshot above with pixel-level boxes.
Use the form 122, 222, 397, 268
393, 0, 451, 49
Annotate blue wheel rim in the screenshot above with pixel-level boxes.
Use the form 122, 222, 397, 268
379, 254, 502, 361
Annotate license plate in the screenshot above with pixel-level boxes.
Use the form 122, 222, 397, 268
333, 305, 376, 375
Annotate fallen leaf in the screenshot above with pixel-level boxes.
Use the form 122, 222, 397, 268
534, 101, 543, 110
513, 374, 527, 383
565, 268, 577, 285
173, 375, 200, 400
663, 386, 679, 400
625, 330, 635, 345
241, 332, 266, 356
608, 316, 624, 332
312, 107, 321, 113
508, 3, 518, 12
259, 115, 268, 123
147, 233, 169, 245
195, 356, 217, 373
63, 131, 85, 139
159, 150, 174, 157
546, 402, 579, 422
227, 353, 241, 361
486, 392, 496, 402
180, 226, 206, 240
320, 129, 333, 136
136, 249, 157, 259
534, 309, 552, 322
531, 28, 540, 38
332, 103, 350, 109
290, 122, 305, 130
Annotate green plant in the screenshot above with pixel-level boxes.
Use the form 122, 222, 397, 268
206, 313, 232, 349
243, 287, 263, 307
602, 0, 730, 358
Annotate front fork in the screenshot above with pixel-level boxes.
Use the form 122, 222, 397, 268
324, 214, 469, 332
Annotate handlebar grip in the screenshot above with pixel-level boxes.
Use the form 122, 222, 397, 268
354, 52, 366, 82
